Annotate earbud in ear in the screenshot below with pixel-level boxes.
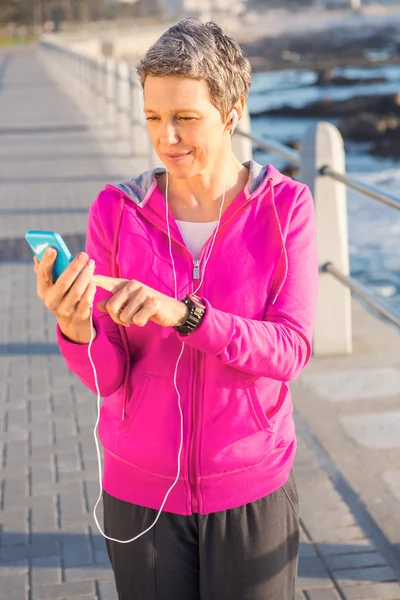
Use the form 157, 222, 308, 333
230, 109, 239, 136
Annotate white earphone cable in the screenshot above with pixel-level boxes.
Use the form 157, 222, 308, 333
90, 148, 233, 543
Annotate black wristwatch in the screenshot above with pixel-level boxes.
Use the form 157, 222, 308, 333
173, 294, 206, 336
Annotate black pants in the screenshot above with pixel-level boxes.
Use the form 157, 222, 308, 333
103, 472, 299, 600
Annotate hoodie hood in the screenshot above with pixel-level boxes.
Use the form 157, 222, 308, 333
107, 160, 285, 208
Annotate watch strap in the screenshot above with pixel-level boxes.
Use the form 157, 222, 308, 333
174, 294, 206, 336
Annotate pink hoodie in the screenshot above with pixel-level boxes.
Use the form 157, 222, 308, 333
57, 161, 318, 515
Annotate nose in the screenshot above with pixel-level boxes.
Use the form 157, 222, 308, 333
160, 121, 180, 145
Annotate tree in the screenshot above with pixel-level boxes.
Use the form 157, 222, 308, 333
0, 0, 34, 25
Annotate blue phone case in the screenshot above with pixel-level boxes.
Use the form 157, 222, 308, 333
25, 230, 73, 282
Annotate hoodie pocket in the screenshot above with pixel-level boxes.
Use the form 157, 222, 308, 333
200, 381, 276, 477
116, 373, 187, 477
247, 381, 275, 433
122, 374, 149, 423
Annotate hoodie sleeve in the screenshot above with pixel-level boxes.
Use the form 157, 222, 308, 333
176, 185, 319, 382
56, 193, 127, 396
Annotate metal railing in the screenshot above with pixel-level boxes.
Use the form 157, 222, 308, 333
322, 263, 400, 330
320, 166, 400, 212
236, 128, 400, 344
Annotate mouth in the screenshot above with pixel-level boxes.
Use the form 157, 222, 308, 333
163, 152, 191, 163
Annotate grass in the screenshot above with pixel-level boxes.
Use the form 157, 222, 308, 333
0, 37, 37, 48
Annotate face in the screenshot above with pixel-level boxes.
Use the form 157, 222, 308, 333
143, 75, 229, 179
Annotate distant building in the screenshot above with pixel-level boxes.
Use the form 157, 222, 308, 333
323, 0, 361, 8
162, 0, 245, 20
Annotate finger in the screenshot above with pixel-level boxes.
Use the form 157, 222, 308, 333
55, 258, 96, 316
119, 288, 148, 324
110, 299, 132, 326
33, 256, 39, 274
53, 252, 90, 299
130, 298, 159, 328
102, 281, 141, 325
92, 275, 128, 293
75, 281, 97, 319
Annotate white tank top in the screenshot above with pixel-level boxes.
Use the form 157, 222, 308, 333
175, 220, 218, 259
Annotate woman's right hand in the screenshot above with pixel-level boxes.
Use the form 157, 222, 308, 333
34, 248, 97, 344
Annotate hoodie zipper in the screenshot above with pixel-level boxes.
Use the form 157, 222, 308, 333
111, 183, 273, 513
189, 348, 201, 513
187, 184, 275, 513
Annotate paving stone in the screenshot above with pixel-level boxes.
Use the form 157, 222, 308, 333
305, 590, 342, 600
298, 489, 344, 506
30, 422, 53, 449
31, 497, 58, 533
56, 450, 81, 474
61, 534, 93, 568
325, 552, 387, 571
333, 565, 397, 586
381, 469, 400, 501
6, 406, 27, 431
297, 557, 333, 590
97, 578, 118, 600
303, 512, 357, 532
299, 541, 318, 560
64, 566, 113, 582
0, 525, 29, 547
30, 462, 55, 486
341, 412, 400, 449
316, 539, 376, 557
0, 573, 28, 600
308, 526, 366, 544
341, 582, 400, 600
31, 580, 96, 599
301, 368, 400, 401
85, 479, 103, 509
1, 539, 60, 562
31, 555, 62, 588
54, 418, 77, 442
4, 438, 28, 464
94, 548, 110, 566
0, 558, 29, 575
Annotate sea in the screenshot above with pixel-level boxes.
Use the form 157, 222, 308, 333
248, 64, 400, 319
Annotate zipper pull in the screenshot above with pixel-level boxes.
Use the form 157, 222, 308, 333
193, 259, 200, 280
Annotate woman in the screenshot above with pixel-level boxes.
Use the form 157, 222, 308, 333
34, 18, 318, 600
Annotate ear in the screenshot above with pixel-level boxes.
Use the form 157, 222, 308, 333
227, 98, 245, 135
235, 98, 245, 122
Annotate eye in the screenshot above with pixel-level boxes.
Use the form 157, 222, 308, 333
146, 116, 159, 121
178, 117, 195, 121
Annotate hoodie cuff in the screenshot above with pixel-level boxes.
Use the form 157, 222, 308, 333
56, 317, 101, 364
175, 298, 235, 356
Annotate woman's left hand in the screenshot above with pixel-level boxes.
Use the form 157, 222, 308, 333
92, 275, 189, 328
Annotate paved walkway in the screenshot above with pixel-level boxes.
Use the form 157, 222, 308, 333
0, 45, 400, 600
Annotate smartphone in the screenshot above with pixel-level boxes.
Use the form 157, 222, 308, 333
25, 230, 73, 283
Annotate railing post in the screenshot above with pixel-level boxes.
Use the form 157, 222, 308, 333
95, 57, 106, 112
117, 61, 132, 139
232, 103, 253, 162
105, 58, 117, 129
300, 122, 352, 356
131, 76, 153, 160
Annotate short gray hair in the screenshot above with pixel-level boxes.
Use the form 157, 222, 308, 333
136, 18, 252, 120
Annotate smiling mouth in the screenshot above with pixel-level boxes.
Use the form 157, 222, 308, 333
164, 152, 191, 158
